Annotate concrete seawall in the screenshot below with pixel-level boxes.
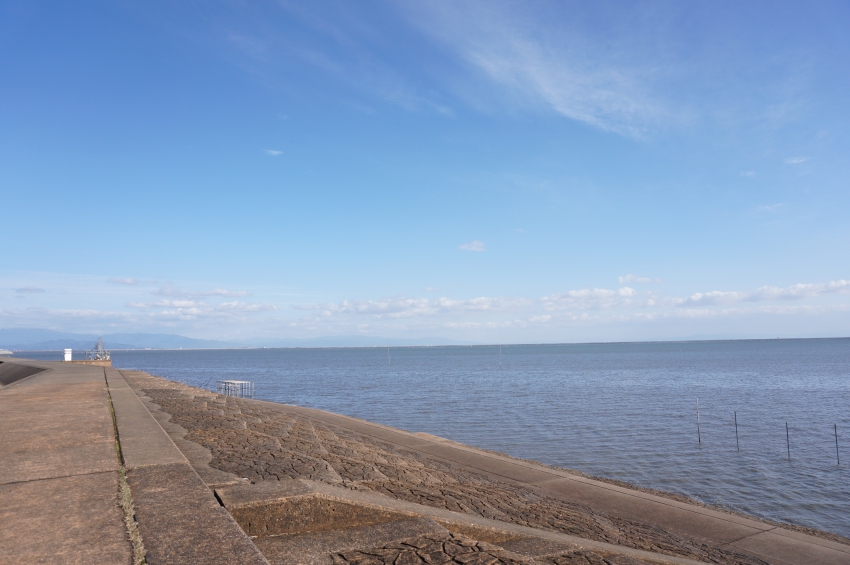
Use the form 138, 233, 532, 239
1, 359, 848, 565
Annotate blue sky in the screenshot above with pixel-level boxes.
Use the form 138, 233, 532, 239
2, 1, 850, 343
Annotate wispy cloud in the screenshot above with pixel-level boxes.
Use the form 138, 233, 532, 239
290, 278, 850, 330
293, 295, 526, 319
756, 203, 783, 212
459, 240, 485, 252
618, 274, 660, 284
784, 156, 811, 165
14, 286, 45, 294
740, 171, 756, 177
542, 287, 641, 311
217, 4, 453, 117
400, 1, 669, 136
265, 149, 283, 156
679, 280, 850, 306
153, 284, 250, 299
127, 299, 277, 320
108, 277, 139, 285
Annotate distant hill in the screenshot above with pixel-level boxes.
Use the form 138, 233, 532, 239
0, 328, 476, 350
244, 335, 476, 348
0, 329, 239, 350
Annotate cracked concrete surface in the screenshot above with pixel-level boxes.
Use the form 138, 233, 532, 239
125, 371, 778, 565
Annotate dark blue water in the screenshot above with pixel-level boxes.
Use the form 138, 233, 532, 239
16, 339, 850, 536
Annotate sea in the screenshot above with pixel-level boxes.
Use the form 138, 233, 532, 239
15, 338, 850, 537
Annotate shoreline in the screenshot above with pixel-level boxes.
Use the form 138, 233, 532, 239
109, 361, 849, 547
121, 367, 850, 564
475, 447, 850, 548
4, 358, 848, 565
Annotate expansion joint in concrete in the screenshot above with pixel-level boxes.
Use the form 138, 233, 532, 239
104, 368, 126, 466
104, 368, 147, 564
0, 469, 117, 487
721, 526, 779, 547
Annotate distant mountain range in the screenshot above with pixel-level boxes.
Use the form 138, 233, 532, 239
0, 328, 476, 350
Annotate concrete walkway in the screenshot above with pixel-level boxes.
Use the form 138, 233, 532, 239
269, 402, 850, 565
0, 359, 267, 565
0, 359, 131, 564
3, 358, 848, 565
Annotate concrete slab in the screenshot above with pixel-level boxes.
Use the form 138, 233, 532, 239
0, 362, 118, 485
0, 361, 130, 563
269, 402, 850, 565
254, 518, 449, 565
123, 373, 850, 565
728, 528, 850, 565
0, 471, 132, 564
217, 479, 706, 565
104, 367, 187, 469
122, 374, 242, 486
0, 360, 46, 387
532, 475, 769, 545
128, 462, 269, 565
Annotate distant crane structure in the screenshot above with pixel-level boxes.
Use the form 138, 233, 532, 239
87, 337, 111, 361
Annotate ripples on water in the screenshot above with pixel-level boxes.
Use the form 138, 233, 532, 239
19, 338, 850, 536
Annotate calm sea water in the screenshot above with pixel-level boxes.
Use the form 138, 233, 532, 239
17, 339, 850, 536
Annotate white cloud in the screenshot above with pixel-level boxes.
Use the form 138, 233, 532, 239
542, 287, 639, 311
784, 157, 811, 165
153, 284, 250, 299
216, 301, 277, 313
740, 171, 756, 177
128, 298, 276, 315
618, 274, 660, 284
5, 266, 850, 341
756, 203, 783, 212
108, 277, 139, 285
680, 280, 850, 306
202, 288, 252, 297
265, 149, 283, 156
14, 286, 45, 293
128, 299, 204, 309
400, 1, 668, 136
293, 295, 524, 319
459, 240, 486, 252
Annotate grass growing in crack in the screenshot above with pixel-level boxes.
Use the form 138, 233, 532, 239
118, 467, 146, 565
104, 369, 146, 564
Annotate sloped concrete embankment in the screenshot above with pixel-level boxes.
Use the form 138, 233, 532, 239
6, 359, 844, 565
121, 370, 850, 565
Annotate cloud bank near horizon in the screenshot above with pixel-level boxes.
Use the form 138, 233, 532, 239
4, 271, 848, 342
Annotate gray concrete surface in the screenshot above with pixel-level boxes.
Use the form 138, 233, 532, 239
105, 366, 269, 565
0, 360, 268, 565
0, 359, 45, 387
104, 367, 187, 469
217, 478, 709, 565
261, 401, 850, 565
128, 463, 268, 565
0, 359, 132, 564
6, 357, 842, 565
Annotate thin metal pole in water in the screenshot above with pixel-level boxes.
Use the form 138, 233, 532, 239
786, 422, 790, 460
696, 398, 701, 444
836, 424, 840, 466
734, 411, 739, 451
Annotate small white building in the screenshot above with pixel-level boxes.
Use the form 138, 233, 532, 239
64, 349, 73, 361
